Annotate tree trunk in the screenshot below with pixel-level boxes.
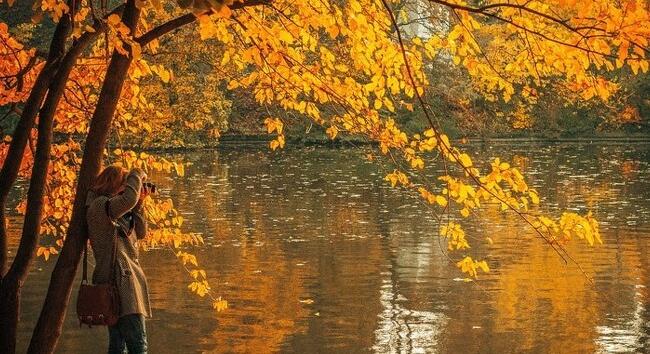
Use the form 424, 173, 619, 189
0, 4, 73, 279
0, 94, 53, 351
0, 281, 19, 354
0, 28, 101, 354
27, 1, 141, 352
0, 9, 73, 354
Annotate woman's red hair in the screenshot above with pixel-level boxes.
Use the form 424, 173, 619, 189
92, 165, 127, 196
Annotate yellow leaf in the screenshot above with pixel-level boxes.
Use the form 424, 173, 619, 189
350, 0, 362, 12
458, 153, 472, 167
384, 172, 399, 187
478, 261, 490, 273
279, 30, 294, 44
107, 14, 121, 26
221, 51, 230, 66
326, 126, 338, 139
435, 195, 448, 207
265, 118, 283, 134
640, 60, 649, 73
529, 190, 540, 204
216, 5, 232, 18
383, 98, 395, 112
174, 162, 185, 177
327, 25, 339, 38
159, 69, 170, 83
213, 298, 228, 312
149, 0, 163, 11
198, 15, 215, 39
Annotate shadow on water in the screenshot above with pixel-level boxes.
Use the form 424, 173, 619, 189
11, 141, 650, 353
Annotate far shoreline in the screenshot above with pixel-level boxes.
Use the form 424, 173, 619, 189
109, 133, 650, 154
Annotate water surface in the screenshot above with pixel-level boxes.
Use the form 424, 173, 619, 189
13, 141, 650, 353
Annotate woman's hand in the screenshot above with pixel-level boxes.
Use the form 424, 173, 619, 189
139, 189, 150, 202
131, 167, 148, 182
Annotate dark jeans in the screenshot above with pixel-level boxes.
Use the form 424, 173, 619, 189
108, 314, 148, 354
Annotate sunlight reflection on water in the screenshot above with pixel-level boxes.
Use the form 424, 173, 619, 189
12, 141, 650, 353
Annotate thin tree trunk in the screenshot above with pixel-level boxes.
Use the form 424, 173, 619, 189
0, 281, 19, 354
27, 1, 141, 352
0, 87, 56, 353
0, 5, 73, 279
0, 10, 73, 354
0, 29, 101, 354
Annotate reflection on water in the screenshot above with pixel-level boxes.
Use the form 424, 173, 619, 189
373, 273, 448, 353
13, 142, 650, 353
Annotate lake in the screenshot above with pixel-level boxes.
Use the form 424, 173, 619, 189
12, 141, 650, 353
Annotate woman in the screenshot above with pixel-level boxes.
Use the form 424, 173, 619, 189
86, 166, 151, 354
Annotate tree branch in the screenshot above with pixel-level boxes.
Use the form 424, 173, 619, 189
428, 0, 576, 32
431, 0, 619, 60
136, 0, 270, 46
380, 0, 572, 262
425, 0, 650, 58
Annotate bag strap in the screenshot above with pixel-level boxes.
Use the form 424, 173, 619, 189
82, 239, 88, 284
82, 197, 118, 284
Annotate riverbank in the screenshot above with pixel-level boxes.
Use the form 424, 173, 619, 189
119, 132, 650, 154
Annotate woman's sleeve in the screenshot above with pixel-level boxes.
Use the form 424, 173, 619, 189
107, 169, 143, 219
133, 202, 148, 240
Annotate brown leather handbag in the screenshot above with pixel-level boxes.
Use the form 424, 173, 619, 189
76, 199, 120, 327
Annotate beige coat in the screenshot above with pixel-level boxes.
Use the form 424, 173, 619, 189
86, 170, 151, 318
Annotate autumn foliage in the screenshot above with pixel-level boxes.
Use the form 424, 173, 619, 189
0, 0, 648, 351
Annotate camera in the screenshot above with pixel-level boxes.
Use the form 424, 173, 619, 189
142, 182, 157, 194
